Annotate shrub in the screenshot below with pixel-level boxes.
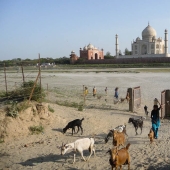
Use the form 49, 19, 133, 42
29, 125, 44, 134
48, 105, 54, 112
21, 81, 45, 101
5, 101, 18, 118
56, 100, 84, 111
0, 81, 45, 104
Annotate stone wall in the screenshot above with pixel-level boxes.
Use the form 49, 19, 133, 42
79, 57, 170, 64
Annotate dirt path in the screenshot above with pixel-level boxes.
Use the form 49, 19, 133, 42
0, 103, 170, 170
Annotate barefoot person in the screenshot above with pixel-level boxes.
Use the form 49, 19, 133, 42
93, 86, 97, 97
114, 87, 119, 99
151, 98, 162, 139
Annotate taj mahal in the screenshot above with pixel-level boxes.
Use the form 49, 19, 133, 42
70, 23, 170, 64
116, 23, 170, 58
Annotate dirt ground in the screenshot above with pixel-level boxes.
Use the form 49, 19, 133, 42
0, 69, 170, 170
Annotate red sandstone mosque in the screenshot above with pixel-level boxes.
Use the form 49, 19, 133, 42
70, 43, 104, 64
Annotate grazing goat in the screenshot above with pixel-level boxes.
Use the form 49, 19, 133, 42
148, 128, 154, 143
113, 130, 126, 147
58, 138, 95, 163
105, 124, 127, 144
128, 117, 144, 135
63, 118, 84, 135
97, 95, 102, 100
107, 143, 131, 170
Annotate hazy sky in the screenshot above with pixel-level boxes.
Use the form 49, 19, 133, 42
1, 0, 170, 60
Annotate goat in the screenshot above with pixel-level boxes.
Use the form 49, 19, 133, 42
63, 118, 84, 135
97, 95, 102, 100
120, 98, 126, 103
107, 143, 131, 170
105, 124, 127, 144
112, 130, 126, 147
144, 105, 149, 116
58, 138, 95, 163
128, 117, 144, 135
148, 128, 154, 144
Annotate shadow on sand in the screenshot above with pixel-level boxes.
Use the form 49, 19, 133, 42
19, 151, 97, 169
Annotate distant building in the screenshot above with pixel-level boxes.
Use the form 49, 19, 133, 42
70, 43, 104, 64
80, 43, 104, 60
36, 63, 55, 68
70, 51, 79, 64
118, 23, 170, 58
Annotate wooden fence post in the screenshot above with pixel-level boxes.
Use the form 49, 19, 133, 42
15, 82, 17, 90
28, 71, 40, 104
38, 53, 41, 90
83, 85, 85, 105
4, 63, 7, 95
46, 83, 48, 100
21, 62, 25, 82
128, 88, 134, 112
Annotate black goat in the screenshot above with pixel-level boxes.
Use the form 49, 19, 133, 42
105, 125, 128, 143
63, 118, 84, 135
128, 117, 143, 135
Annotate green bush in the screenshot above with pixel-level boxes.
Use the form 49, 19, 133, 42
56, 100, 84, 111
0, 81, 45, 104
21, 81, 45, 101
29, 125, 44, 134
48, 105, 54, 112
5, 101, 18, 118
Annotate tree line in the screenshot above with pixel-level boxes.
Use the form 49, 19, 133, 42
0, 57, 70, 67
0, 48, 132, 67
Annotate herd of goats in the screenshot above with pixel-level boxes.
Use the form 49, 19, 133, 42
57, 115, 153, 170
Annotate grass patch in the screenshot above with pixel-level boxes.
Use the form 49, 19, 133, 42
78, 102, 84, 111
56, 100, 84, 111
0, 139, 4, 143
48, 105, 54, 112
29, 125, 44, 134
0, 81, 45, 104
5, 101, 18, 118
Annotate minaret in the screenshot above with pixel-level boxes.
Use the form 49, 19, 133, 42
164, 29, 168, 56
115, 34, 119, 58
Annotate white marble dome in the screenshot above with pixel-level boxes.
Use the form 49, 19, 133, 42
142, 24, 157, 40
87, 43, 94, 49
83, 46, 87, 50
136, 37, 140, 41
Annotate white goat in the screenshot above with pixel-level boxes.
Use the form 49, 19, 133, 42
114, 124, 126, 133
58, 138, 95, 163
105, 124, 128, 144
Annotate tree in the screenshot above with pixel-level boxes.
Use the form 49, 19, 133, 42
124, 48, 132, 55
105, 52, 111, 57
119, 50, 122, 56
104, 51, 115, 59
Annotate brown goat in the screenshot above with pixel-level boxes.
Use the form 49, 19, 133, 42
148, 128, 154, 143
113, 130, 126, 147
107, 143, 131, 170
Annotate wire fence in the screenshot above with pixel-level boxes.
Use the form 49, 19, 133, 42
0, 75, 130, 112
0, 66, 168, 114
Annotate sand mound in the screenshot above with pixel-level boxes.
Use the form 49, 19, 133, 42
0, 102, 54, 142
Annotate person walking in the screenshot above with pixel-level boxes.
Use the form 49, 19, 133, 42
126, 89, 130, 103
114, 87, 119, 99
151, 98, 162, 139
84, 87, 88, 96
93, 86, 97, 97
144, 105, 148, 115
105, 87, 108, 96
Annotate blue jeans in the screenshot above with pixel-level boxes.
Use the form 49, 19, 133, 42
152, 120, 160, 138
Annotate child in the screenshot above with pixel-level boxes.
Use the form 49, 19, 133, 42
114, 87, 119, 99
151, 98, 162, 139
93, 86, 96, 97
